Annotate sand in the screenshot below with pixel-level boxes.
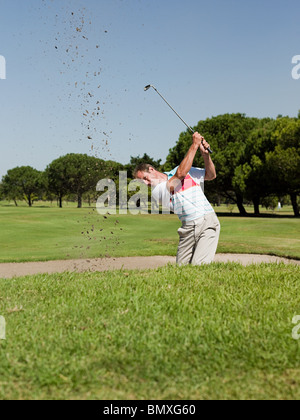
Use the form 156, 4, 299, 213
0, 254, 298, 279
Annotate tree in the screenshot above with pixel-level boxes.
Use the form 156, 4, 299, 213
45, 158, 70, 208
46, 154, 124, 208
0, 177, 22, 206
1, 166, 44, 207
85, 159, 124, 206
126, 154, 163, 179
232, 119, 276, 215
266, 117, 300, 217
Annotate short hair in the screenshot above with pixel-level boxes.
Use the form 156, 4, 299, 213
133, 163, 155, 179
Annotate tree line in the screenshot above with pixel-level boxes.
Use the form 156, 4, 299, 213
0, 113, 299, 216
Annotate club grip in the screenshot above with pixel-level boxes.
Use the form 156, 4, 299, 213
201, 140, 213, 154
193, 131, 213, 154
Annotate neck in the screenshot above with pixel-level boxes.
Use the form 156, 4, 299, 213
158, 172, 168, 181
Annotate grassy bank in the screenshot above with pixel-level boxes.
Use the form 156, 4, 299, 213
0, 263, 299, 400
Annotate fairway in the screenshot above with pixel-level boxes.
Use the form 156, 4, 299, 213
0, 263, 299, 400
0, 205, 299, 263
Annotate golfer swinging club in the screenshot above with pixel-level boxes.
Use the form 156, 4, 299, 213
134, 132, 220, 266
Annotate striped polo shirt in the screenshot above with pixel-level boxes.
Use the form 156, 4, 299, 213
152, 166, 215, 223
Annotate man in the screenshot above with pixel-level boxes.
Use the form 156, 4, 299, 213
134, 132, 220, 266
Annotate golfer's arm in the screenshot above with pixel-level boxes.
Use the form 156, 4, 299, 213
167, 143, 199, 192
176, 143, 199, 179
203, 154, 217, 181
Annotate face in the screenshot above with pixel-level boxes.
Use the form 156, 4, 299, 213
136, 167, 161, 188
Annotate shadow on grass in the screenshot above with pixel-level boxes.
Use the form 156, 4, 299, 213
0, 204, 94, 209
216, 212, 298, 219
0, 202, 298, 218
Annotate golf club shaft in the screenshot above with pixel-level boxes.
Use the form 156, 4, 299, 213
151, 86, 195, 134
145, 85, 213, 154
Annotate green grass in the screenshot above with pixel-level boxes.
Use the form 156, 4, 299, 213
0, 206, 299, 262
214, 203, 296, 217
217, 217, 300, 259
0, 263, 299, 400
1, 200, 296, 216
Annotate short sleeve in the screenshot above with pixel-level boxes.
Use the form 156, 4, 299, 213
152, 181, 172, 210
189, 167, 205, 185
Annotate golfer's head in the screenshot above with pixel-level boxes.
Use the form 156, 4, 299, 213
133, 164, 161, 187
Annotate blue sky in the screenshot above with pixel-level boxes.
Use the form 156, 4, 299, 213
0, 0, 300, 178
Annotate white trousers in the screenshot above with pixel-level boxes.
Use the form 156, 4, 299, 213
176, 213, 221, 266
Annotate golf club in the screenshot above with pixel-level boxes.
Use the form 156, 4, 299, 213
144, 85, 213, 154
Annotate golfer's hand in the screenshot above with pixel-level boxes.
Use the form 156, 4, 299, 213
192, 132, 205, 147
199, 138, 211, 155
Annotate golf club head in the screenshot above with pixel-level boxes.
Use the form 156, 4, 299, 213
144, 85, 152, 91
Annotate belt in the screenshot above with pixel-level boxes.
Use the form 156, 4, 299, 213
181, 212, 216, 227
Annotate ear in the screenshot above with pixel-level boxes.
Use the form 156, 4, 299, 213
148, 166, 155, 173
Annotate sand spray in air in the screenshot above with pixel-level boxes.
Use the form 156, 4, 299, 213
40, 1, 123, 260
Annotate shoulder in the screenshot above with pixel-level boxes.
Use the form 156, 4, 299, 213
152, 181, 168, 199
164, 166, 179, 179
189, 167, 205, 182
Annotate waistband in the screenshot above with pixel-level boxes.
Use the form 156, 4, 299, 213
180, 211, 215, 227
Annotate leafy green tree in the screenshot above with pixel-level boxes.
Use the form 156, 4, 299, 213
1, 166, 44, 207
45, 158, 70, 208
86, 159, 124, 206
266, 117, 300, 217
126, 154, 163, 179
0, 177, 21, 206
46, 154, 124, 208
65, 154, 104, 208
232, 119, 276, 215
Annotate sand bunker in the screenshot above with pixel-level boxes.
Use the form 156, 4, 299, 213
0, 254, 299, 279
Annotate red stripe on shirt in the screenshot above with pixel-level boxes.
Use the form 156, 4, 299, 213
172, 174, 198, 195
